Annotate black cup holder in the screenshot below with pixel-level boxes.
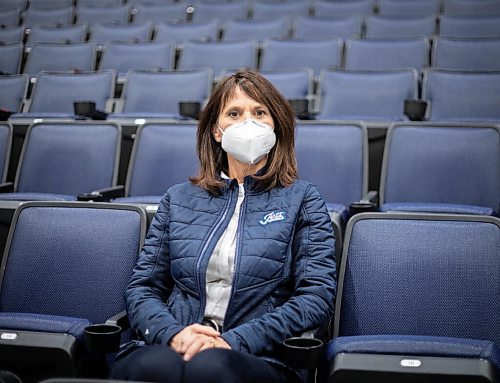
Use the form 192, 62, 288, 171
349, 201, 377, 219
288, 99, 310, 120
404, 99, 428, 121
85, 324, 122, 353
179, 101, 201, 120
282, 337, 325, 369
74, 100, 96, 117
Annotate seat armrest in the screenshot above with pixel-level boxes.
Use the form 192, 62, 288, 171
0, 182, 14, 193
361, 190, 378, 204
77, 186, 125, 202
85, 310, 129, 354
105, 310, 129, 331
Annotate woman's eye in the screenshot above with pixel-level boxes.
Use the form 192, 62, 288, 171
228, 111, 239, 118
255, 109, 266, 116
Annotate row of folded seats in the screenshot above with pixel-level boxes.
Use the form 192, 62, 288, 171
0, 193, 498, 381
2, 0, 500, 27
2, 67, 500, 122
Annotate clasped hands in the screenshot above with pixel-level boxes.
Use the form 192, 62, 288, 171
170, 323, 231, 361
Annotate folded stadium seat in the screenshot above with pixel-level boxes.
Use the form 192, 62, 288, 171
0, 201, 146, 381
0, 75, 28, 114
98, 41, 174, 83
422, 69, 500, 122
22, 6, 74, 29
326, 212, 500, 383
316, 69, 418, 121
364, 14, 437, 38
292, 15, 363, 39
25, 24, 87, 51
0, 122, 123, 202
0, 43, 22, 75
260, 37, 343, 80
109, 68, 213, 120
153, 19, 220, 47
177, 39, 257, 79
222, 16, 291, 42
30, 0, 73, 9
0, 123, 12, 184
23, 42, 96, 77
190, 0, 250, 23
443, 0, 500, 16
113, 122, 198, 205
131, 2, 188, 24
295, 122, 369, 258
377, 0, 441, 16
89, 21, 152, 50
251, 0, 310, 19
379, 123, 500, 216
0, 0, 26, 12
0, 25, 24, 44
312, 0, 375, 17
0, 9, 20, 27
438, 14, 500, 38
75, 5, 130, 27
343, 37, 430, 74
432, 37, 500, 71
9, 70, 115, 121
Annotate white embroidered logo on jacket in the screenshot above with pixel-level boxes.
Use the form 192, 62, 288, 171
259, 211, 286, 225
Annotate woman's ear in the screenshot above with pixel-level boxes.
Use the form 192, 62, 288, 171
213, 124, 222, 143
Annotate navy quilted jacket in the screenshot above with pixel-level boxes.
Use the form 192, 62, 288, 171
125, 176, 337, 368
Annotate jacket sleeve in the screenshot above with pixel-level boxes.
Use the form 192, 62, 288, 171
221, 184, 337, 354
125, 191, 186, 346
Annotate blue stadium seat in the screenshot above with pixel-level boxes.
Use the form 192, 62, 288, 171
313, 0, 374, 17
30, 0, 73, 10
25, 24, 87, 49
132, 2, 187, 24
0, 123, 12, 183
432, 37, 500, 71
22, 6, 74, 28
0, 122, 121, 201
293, 15, 363, 39
439, 14, 500, 37
0, 74, 28, 112
260, 68, 314, 105
377, 0, 441, 15
114, 123, 198, 204
75, 5, 129, 26
0, 43, 22, 74
0, 0, 26, 12
0, 9, 20, 27
191, 0, 249, 22
423, 69, 500, 122
0, 201, 146, 380
89, 21, 152, 49
443, 0, 500, 15
0, 25, 24, 43
364, 14, 437, 38
317, 69, 418, 121
78, 0, 122, 7
252, 0, 310, 18
327, 212, 500, 383
222, 16, 290, 42
379, 123, 500, 216
153, 19, 220, 46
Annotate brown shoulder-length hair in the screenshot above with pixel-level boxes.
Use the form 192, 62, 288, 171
190, 70, 298, 195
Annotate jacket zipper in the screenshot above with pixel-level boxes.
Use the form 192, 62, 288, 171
195, 187, 234, 321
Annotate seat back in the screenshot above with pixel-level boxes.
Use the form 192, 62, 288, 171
22, 6, 74, 28
335, 212, 500, 349
28, 70, 115, 114
313, 0, 374, 17
317, 69, 418, 120
24, 42, 96, 76
89, 21, 152, 48
126, 123, 198, 197
75, 5, 129, 26
296, 122, 367, 207
16, 122, 121, 195
260, 68, 313, 101
378, 0, 440, 15
293, 15, 362, 39
0, 25, 25, 44
132, 3, 187, 23
438, 15, 500, 38
423, 69, 500, 122
0, 202, 146, 324
365, 15, 437, 38
0, 43, 22, 75
252, 0, 310, 18
30, 0, 73, 9
222, 17, 290, 42
443, 0, 500, 15
154, 19, 220, 45
25, 24, 87, 48
0, 74, 28, 112
0, 9, 20, 27
432, 37, 500, 71
0, 123, 12, 183
120, 69, 213, 115
380, 123, 500, 215
344, 37, 429, 73
191, 1, 249, 22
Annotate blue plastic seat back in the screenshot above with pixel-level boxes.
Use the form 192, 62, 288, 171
0, 0, 26, 11
337, 213, 500, 348
252, 1, 310, 19
127, 123, 198, 197
121, 69, 213, 115
99, 41, 174, 78
378, 0, 440, 15
222, 17, 290, 42
16, 122, 120, 195
26, 24, 87, 48
24, 42, 96, 76
191, 1, 249, 23
133, 3, 187, 23
28, 70, 115, 114
381, 124, 500, 215
30, 0, 73, 9
178, 40, 257, 78
313, 0, 374, 17
23, 6, 74, 28
0, 202, 145, 325
0, 123, 12, 183
295, 123, 367, 207
0, 43, 23, 75
365, 15, 437, 38
261, 68, 313, 100
432, 37, 500, 71
89, 21, 152, 47
0, 74, 28, 112
260, 38, 342, 78
317, 69, 418, 120
423, 69, 500, 122
293, 15, 363, 39
344, 37, 429, 73
0, 8, 20, 27
79, 0, 121, 7
0, 25, 25, 44
439, 15, 500, 38
75, 5, 130, 26
154, 20, 220, 44
443, 0, 500, 16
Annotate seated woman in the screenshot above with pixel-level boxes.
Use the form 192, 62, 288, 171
110, 70, 337, 383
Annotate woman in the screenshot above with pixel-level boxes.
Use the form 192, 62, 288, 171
110, 70, 336, 383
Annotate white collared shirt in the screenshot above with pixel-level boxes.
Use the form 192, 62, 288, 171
204, 174, 245, 325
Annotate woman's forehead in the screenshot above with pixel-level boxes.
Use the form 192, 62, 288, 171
221, 86, 265, 110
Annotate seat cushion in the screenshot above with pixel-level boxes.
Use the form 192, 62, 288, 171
381, 202, 494, 216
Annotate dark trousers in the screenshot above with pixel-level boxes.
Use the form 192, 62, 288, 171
110, 345, 298, 383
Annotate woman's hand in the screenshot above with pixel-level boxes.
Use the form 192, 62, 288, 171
170, 324, 231, 361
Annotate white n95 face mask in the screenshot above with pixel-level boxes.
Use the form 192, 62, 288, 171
218, 119, 276, 164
